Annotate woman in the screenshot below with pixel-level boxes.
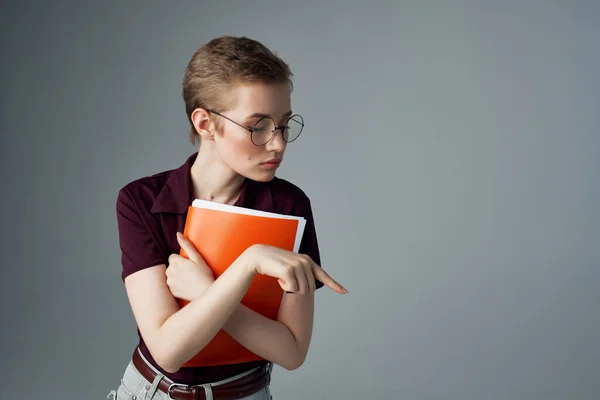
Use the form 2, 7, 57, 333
108, 36, 347, 400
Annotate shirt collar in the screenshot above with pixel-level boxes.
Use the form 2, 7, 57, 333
151, 152, 197, 214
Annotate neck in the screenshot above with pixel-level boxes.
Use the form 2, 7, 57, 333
190, 142, 245, 205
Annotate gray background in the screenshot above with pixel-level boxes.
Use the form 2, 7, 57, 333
1, 1, 598, 399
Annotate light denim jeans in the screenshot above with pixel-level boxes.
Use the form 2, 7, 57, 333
107, 349, 273, 400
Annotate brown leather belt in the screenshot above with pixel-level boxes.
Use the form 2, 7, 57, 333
131, 348, 270, 400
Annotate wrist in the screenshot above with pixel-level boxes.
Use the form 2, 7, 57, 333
237, 246, 259, 279
192, 276, 213, 301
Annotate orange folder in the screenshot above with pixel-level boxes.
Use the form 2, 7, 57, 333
177, 200, 306, 367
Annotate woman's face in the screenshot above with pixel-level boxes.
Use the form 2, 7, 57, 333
213, 82, 293, 182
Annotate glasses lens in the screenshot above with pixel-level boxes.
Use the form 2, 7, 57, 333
284, 115, 304, 143
252, 117, 276, 145
251, 115, 304, 145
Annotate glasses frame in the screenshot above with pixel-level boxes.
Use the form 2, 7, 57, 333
207, 109, 304, 146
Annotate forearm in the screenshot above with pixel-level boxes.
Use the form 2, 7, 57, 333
223, 303, 304, 370
154, 255, 255, 372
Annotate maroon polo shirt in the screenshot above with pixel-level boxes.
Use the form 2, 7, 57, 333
115, 151, 323, 384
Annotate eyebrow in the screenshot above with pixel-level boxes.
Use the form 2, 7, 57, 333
245, 110, 293, 120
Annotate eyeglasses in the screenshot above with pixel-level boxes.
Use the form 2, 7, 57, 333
207, 109, 304, 146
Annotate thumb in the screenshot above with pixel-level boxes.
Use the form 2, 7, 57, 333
176, 232, 203, 264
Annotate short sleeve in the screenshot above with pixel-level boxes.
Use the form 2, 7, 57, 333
296, 197, 324, 290
116, 187, 167, 281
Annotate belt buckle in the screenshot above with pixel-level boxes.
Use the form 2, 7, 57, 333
167, 382, 194, 400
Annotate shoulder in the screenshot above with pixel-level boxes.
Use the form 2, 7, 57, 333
116, 168, 174, 213
266, 176, 314, 217
269, 176, 311, 203
268, 176, 310, 202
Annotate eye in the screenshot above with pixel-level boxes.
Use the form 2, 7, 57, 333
253, 118, 272, 132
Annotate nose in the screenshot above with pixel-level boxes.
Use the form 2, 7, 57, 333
265, 128, 287, 152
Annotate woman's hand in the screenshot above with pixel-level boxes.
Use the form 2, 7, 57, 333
165, 232, 215, 301
244, 244, 347, 294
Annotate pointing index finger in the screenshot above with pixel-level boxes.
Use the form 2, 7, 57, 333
311, 265, 348, 294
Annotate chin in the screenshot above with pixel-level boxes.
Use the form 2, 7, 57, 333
245, 170, 277, 182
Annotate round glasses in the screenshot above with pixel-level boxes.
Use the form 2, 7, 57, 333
208, 110, 304, 146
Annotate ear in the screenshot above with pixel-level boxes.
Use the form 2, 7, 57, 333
191, 108, 216, 141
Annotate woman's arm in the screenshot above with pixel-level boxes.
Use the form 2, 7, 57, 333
124, 251, 256, 373
166, 236, 344, 371
126, 240, 343, 374
223, 293, 315, 370
216, 196, 334, 369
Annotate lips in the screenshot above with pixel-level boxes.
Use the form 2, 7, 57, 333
261, 158, 282, 165
260, 158, 282, 170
